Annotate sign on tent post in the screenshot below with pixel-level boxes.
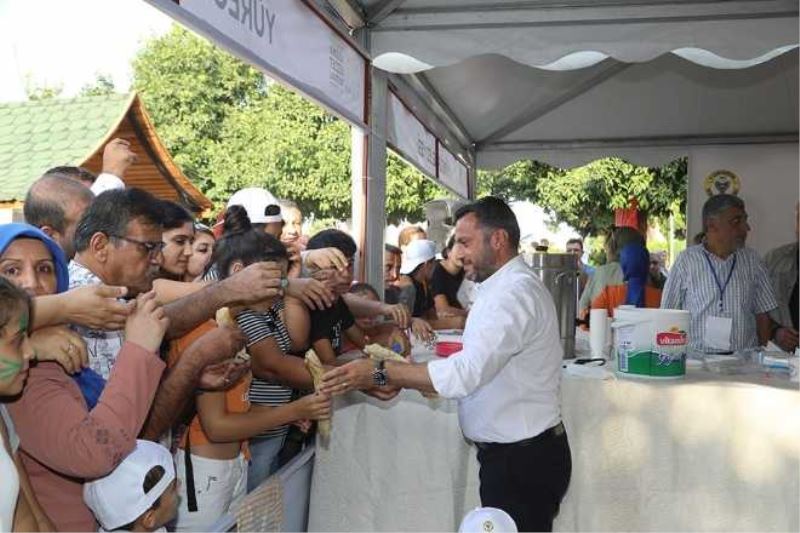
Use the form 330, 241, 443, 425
386, 92, 470, 199
144, 0, 368, 128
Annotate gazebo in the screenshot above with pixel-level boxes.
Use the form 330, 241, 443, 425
0, 92, 212, 222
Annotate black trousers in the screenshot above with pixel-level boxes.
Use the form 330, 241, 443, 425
476, 425, 572, 532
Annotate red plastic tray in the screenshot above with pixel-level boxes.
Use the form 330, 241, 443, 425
435, 341, 463, 357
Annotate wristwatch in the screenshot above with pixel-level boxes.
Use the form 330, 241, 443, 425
372, 360, 387, 387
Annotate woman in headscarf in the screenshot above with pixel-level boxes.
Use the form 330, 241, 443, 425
0, 223, 169, 532
590, 241, 663, 317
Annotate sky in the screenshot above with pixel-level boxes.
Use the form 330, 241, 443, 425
0, 0, 173, 101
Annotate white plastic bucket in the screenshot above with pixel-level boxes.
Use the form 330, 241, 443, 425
612, 308, 691, 378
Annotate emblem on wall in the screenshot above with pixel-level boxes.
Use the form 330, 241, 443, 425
704, 170, 741, 196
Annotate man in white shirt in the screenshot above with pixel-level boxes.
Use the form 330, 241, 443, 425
322, 196, 571, 532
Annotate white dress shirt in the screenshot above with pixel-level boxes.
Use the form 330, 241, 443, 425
427, 255, 563, 443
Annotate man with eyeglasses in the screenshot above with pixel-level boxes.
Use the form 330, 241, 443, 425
68, 188, 167, 378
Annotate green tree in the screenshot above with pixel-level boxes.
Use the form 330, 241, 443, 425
478, 157, 687, 238
132, 25, 447, 221
132, 25, 267, 193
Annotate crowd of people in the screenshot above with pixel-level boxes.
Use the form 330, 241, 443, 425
0, 139, 490, 532
0, 137, 797, 533
571, 195, 798, 355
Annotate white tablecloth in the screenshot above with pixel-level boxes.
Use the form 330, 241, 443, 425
308, 342, 800, 532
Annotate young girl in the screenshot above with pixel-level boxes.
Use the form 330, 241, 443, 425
0, 278, 34, 532
172, 206, 331, 531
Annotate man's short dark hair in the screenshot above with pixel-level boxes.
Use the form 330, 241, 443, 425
566, 238, 584, 250
160, 200, 194, 231
454, 196, 520, 250
24, 175, 94, 233
384, 244, 401, 256
44, 166, 97, 185
74, 188, 164, 253
349, 282, 379, 299
702, 194, 745, 232
307, 229, 357, 259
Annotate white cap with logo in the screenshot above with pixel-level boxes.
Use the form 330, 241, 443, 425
227, 187, 282, 224
83, 440, 175, 531
400, 239, 437, 275
458, 507, 518, 533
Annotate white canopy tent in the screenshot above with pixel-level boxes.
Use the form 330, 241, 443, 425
144, 0, 798, 289
330, 0, 798, 286
333, 0, 798, 169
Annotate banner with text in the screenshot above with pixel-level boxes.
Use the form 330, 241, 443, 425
148, 0, 366, 126
386, 92, 437, 179
437, 144, 469, 198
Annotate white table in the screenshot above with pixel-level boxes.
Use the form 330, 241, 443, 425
308, 341, 800, 532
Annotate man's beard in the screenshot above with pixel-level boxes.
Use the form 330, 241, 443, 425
465, 251, 497, 283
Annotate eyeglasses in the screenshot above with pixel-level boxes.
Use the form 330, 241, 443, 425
110, 234, 165, 257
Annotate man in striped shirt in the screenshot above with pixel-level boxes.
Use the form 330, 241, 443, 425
661, 194, 777, 353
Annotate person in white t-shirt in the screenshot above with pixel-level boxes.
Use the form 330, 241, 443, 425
322, 196, 572, 532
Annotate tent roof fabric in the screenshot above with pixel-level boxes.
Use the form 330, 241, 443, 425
0, 93, 131, 201
330, 0, 799, 169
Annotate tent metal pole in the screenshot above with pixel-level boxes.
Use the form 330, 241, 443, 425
352, 68, 389, 289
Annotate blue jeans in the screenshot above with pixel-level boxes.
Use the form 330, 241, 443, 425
247, 433, 286, 492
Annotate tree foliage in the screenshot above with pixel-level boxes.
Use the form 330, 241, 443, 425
478, 157, 687, 237
131, 25, 447, 222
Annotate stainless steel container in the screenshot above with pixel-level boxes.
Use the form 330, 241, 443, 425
525, 253, 578, 358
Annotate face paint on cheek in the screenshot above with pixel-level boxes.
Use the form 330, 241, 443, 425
0, 356, 22, 380
19, 312, 29, 332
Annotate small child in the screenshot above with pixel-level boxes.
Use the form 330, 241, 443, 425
84, 440, 178, 532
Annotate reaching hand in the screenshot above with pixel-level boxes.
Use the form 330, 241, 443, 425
411, 318, 435, 342
382, 303, 410, 329
286, 277, 335, 310
294, 392, 332, 420
66, 284, 132, 330
102, 138, 137, 178
221, 262, 283, 306
125, 291, 169, 353
320, 358, 375, 395
29, 326, 88, 374
304, 247, 348, 272
197, 359, 250, 391
774, 326, 799, 352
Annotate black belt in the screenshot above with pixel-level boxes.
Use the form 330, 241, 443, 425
474, 422, 566, 452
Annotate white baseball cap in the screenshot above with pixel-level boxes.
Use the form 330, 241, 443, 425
227, 187, 282, 224
400, 239, 437, 275
83, 440, 175, 531
458, 507, 518, 533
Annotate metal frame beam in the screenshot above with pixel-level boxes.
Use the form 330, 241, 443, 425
481, 132, 800, 152
325, 0, 366, 29
366, 0, 407, 26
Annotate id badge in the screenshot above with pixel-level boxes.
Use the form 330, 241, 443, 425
704, 315, 733, 352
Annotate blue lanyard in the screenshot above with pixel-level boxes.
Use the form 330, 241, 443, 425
702, 251, 737, 313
